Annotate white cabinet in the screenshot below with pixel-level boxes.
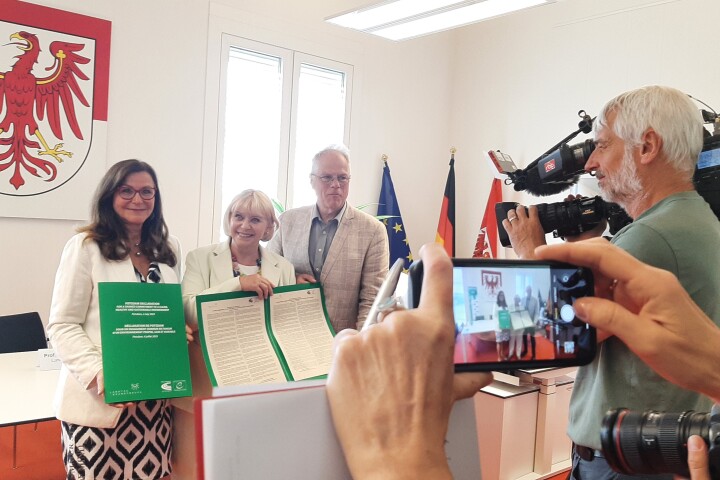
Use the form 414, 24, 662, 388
474, 368, 576, 480
475, 381, 540, 479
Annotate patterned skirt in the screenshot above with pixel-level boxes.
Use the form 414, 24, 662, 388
61, 400, 172, 480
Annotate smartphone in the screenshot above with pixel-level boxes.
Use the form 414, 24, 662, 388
407, 258, 596, 372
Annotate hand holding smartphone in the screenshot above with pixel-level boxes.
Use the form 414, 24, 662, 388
408, 258, 596, 372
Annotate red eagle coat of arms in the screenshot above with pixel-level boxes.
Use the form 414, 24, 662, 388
0, 1, 110, 214
482, 270, 503, 297
0, 29, 92, 193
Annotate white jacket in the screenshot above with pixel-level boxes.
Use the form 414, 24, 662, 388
47, 233, 182, 428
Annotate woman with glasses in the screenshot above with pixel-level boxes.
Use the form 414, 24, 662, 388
181, 189, 296, 329
493, 290, 511, 361
47, 159, 183, 480
172, 189, 295, 476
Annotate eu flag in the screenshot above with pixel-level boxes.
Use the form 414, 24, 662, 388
378, 160, 412, 271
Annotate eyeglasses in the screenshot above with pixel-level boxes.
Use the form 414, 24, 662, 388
311, 174, 351, 185
116, 185, 156, 200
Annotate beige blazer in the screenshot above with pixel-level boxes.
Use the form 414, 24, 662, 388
47, 233, 182, 428
180, 241, 296, 327
267, 204, 389, 332
177, 241, 295, 405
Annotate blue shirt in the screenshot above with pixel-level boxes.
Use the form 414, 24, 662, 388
308, 203, 346, 280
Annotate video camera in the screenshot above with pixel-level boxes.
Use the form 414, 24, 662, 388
495, 195, 632, 247
491, 104, 720, 248
601, 405, 720, 478
695, 133, 720, 218
488, 110, 632, 247
504, 138, 596, 197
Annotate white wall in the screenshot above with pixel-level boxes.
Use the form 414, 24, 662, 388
197, 0, 456, 248
1, 0, 211, 322
450, 0, 720, 256
0, 0, 455, 322
2, 0, 718, 323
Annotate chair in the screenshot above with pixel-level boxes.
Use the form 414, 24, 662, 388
0, 312, 48, 469
0, 312, 48, 354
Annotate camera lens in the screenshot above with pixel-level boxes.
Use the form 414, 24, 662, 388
535, 196, 605, 237
601, 408, 711, 477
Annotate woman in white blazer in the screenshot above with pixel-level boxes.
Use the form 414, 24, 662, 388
47, 160, 182, 480
181, 189, 296, 329
172, 190, 295, 477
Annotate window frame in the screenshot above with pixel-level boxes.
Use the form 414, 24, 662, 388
286, 52, 353, 208
200, 31, 353, 244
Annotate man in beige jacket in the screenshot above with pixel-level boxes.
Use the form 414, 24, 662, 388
267, 145, 389, 332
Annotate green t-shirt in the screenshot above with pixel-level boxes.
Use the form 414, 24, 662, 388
567, 191, 720, 450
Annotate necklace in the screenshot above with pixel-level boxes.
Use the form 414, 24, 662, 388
231, 247, 262, 277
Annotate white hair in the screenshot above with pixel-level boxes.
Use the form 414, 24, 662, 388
594, 85, 703, 179
222, 189, 279, 241
311, 144, 350, 174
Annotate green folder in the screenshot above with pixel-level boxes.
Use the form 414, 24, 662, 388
497, 309, 512, 330
99, 282, 192, 403
195, 283, 335, 387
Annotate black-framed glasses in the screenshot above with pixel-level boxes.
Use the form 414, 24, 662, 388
116, 185, 156, 200
311, 174, 351, 185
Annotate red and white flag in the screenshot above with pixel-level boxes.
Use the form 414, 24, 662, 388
473, 178, 503, 258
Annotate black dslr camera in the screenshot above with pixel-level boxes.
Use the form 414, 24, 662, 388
495, 196, 632, 247
601, 405, 720, 478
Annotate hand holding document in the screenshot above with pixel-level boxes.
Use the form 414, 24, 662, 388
99, 282, 192, 403
510, 309, 535, 330
196, 284, 335, 387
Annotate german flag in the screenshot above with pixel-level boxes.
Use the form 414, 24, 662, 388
435, 154, 455, 257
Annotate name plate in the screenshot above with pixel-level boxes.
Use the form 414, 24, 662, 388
38, 348, 61, 370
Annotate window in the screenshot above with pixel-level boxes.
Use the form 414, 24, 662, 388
215, 36, 352, 237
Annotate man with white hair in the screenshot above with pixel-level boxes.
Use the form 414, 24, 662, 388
268, 145, 389, 333
503, 86, 720, 479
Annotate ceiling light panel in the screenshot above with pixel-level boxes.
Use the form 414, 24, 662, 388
326, 0, 468, 31
326, 0, 554, 41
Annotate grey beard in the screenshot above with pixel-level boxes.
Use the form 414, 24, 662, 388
599, 153, 643, 207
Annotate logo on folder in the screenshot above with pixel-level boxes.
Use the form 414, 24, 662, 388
161, 380, 188, 392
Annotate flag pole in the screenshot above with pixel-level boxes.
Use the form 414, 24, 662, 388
449, 147, 456, 256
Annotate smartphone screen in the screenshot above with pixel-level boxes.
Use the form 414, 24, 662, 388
408, 258, 596, 372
